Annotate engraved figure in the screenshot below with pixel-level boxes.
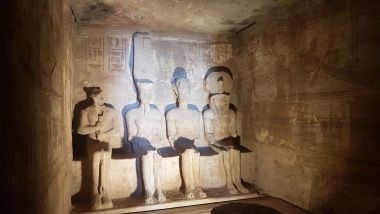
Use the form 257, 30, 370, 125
203, 67, 249, 195
125, 80, 167, 204
166, 76, 207, 199
77, 87, 118, 210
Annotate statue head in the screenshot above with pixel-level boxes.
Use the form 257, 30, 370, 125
136, 79, 154, 104
203, 66, 233, 94
88, 87, 104, 106
173, 76, 190, 104
210, 93, 230, 111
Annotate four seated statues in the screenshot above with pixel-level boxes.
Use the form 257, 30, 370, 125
75, 66, 250, 210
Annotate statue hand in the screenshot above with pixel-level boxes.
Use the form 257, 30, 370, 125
97, 132, 110, 142
95, 121, 105, 132
168, 136, 176, 145
206, 134, 216, 144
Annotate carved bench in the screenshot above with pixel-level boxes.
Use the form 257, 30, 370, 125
71, 141, 254, 202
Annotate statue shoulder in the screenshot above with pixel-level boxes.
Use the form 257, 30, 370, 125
152, 108, 163, 116
105, 106, 118, 117
190, 109, 200, 118
125, 108, 139, 118
81, 105, 94, 114
203, 109, 213, 118
166, 108, 177, 118
189, 108, 199, 114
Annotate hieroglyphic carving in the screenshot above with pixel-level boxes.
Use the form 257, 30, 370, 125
212, 43, 232, 64
306, 3, 322, 25
87, 36, 104, 72
320, 106, 346, 143
108, 36, 127, 74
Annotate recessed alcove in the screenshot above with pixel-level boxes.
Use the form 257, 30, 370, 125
2, 0, 380, 214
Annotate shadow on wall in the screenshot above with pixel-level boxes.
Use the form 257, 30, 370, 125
71, 87, 120, 204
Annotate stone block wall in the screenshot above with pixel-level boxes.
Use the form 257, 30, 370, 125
2, 0, 74, 213
235, 0, 380, 213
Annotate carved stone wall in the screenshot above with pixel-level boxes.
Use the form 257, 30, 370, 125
236, 0, 380, 213
1, 1, 74, 213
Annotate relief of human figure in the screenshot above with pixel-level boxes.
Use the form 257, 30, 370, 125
125, 80, 167, 204
77, 87, 119, 210
203, 67, 250, 195
166, 76, 207, 199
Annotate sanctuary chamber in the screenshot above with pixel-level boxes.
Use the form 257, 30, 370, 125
2, 0, 380, 214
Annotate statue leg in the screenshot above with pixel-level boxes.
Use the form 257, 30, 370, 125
181, 149, 195, 199
101, 149, 113, 208
90, 150, 102, 210
223, 150, 238, 194
231, 149, 249, 193
192, 150, 207, 198
142, 151, 155, 204
154, 151, 166, 203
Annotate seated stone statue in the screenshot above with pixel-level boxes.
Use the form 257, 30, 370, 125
125, 80, 167, 204
166, 76, 207, 199
203, 70, 249, 195
77, 87, 119, 210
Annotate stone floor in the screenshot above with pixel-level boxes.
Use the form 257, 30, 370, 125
71, 185, 265, 213
142, 197, 310, 214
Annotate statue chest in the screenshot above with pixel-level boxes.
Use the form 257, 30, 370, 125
135, 112, 162, 131
174, 111, 199, 136
87, 108, 112, 125
212, 115, 230, 132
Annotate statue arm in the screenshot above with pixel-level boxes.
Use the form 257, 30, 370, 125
229, 110, 238, 138
126, 112, 137, 141
98, 110, 119, 135
160, 115, 167, 146
166, 112, 176, 147
77, 110, 99, 135
192, 112, 201, 140
203, 111, 215, 144
152, 113, 165, 145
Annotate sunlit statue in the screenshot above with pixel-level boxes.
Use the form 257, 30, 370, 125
166, 76, 207, 199
125, 80, 167, 204
77, 87, 118, 210
203, 67, 249, 195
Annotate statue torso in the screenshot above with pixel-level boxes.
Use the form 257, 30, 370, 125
85, 105, 116, 140
168, 108, 200, 140
205, 109, 235, 141
128, 107, 163, 143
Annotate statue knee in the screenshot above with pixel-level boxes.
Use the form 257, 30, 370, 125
145, 150, 155, 156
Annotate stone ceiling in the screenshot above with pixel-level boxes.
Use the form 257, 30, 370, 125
71, 0, 293, 34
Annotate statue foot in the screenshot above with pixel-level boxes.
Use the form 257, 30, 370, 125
145, 196, 155, 205
236, 184, 250, 194
102, 193, 113, 209
157, 192, 167, 203
197, 189, 207, 198
227, 186, 239, 195
185, 191, 195, 199
91, 194, 102, 210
